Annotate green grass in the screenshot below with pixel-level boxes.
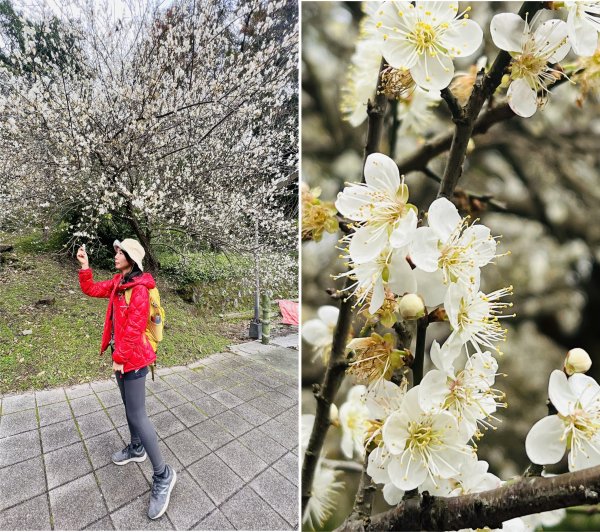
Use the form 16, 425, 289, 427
0, 251, 237, 394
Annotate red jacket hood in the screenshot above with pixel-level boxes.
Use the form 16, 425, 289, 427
116, 272, 156, 292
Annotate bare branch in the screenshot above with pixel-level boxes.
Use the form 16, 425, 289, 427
301, 57, 389, 516
339, 465, 600, 531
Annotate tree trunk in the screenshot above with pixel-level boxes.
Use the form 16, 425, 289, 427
126, 205, 160, 272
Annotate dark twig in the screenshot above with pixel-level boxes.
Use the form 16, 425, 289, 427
397, 102, 515, 175
436, 1, 545, 199
413, 316, 428, 386
349, 452, 377, 522
440, 86, 464, 122
338, 464, 600, 531
301, 58, 389, 516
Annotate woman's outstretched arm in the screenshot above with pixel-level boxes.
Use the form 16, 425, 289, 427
77, 246, 115, 298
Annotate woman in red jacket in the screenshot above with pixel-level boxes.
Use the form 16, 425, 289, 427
77, 239, 176, 520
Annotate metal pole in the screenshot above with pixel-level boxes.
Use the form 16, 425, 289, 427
249, 217, 262, 339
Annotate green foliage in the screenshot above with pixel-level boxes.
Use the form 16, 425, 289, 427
161, 252, 253, 285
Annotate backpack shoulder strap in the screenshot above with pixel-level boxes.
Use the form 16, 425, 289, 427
124, 287, 133, 305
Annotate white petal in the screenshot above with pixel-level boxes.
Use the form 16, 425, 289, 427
430, 337, 462, 374
568, 9, 598, 57
364, 152, 401, 194
411, 53, 454, 91
377, 2, 419, 69
410, 227, 440, 272
416, 1, 458, 25
350, 225, 389, 264
400, 386, 423, 422
341, 432, 354, 459
444, 282, 467, 330
525, 415, 567, 465
369, 277, 386, 314
430, 446, 468, 479
335, 186, 374, 221
463, 224, 496, 267
569, 435, 600, 471
413, 268, 447, 307
383, 483, 404, 505
569, 373, 600, 411
419, 370, 448, 413
389, 451, 428, 490
302, 319, 330, 347
507, 77, 538, 118
317, 305, 339, 328
534, 19, 570, 63
490, 13, 526, 53
549, 369, 577, 416
382, 412, 410, 455
427, 197, 461, 242
367, 446, 391, 484
390, 209, 417, 249
388, 252, 417, 295
442, 19, 483, 58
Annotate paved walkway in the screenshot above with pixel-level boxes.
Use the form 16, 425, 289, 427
0, 334, 299, 530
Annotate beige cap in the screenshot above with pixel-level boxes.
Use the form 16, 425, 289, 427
113, 239, 145, 271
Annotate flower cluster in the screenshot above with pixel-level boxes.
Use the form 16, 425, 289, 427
341, 1, 600, 128
301, 183, 339, 242
323, 150, 516, 514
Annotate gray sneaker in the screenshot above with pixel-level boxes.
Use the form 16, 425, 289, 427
148, 465, 177, 520
111, 443, 147, 465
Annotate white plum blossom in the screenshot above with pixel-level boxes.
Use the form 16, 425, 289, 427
335, 152, 417, 264
380, 387, 474, 491
302, 305, 340, 363
341, 3, 384, 127
526, 370, 600, 471
341, 37, 383, 127
338, 244, 417, 313
419, 341, 504, 438
410, 197, 498, 294
339, 385, 370, 458
367, 445, 405, 504
490, 13, 570, 117
445, 282, 514, 354
373, 1, 483, 91
565, 1, 600, 57
359, 381, 408, 505
301, 415, 345, 529
420, 454, 501, 496
364, 379, 407, 422
397, 86, 441, 138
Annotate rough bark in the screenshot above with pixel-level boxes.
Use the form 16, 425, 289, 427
301, 58, 388, 515
339, 465, 600, 531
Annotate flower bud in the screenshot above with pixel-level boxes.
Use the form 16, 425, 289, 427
399, 293, 425, 320
564, 348, 592, 375
330, 403, 340, 427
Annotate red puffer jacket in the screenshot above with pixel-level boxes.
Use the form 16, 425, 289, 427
79, 269, 157, 373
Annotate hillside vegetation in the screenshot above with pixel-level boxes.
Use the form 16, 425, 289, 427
0, 238, 276, 394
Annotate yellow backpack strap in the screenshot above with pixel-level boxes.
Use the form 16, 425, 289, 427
124, 287, 132, 305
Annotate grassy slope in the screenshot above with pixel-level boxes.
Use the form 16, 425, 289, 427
0, 252, 235, 394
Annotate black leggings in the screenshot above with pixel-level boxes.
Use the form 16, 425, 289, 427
115, 368, 165, 475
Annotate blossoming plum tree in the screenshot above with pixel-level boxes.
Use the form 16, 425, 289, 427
302, 1, 600, 530
0, 0, 298, 282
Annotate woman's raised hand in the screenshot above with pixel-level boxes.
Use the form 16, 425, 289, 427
77, 245, 89, 269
